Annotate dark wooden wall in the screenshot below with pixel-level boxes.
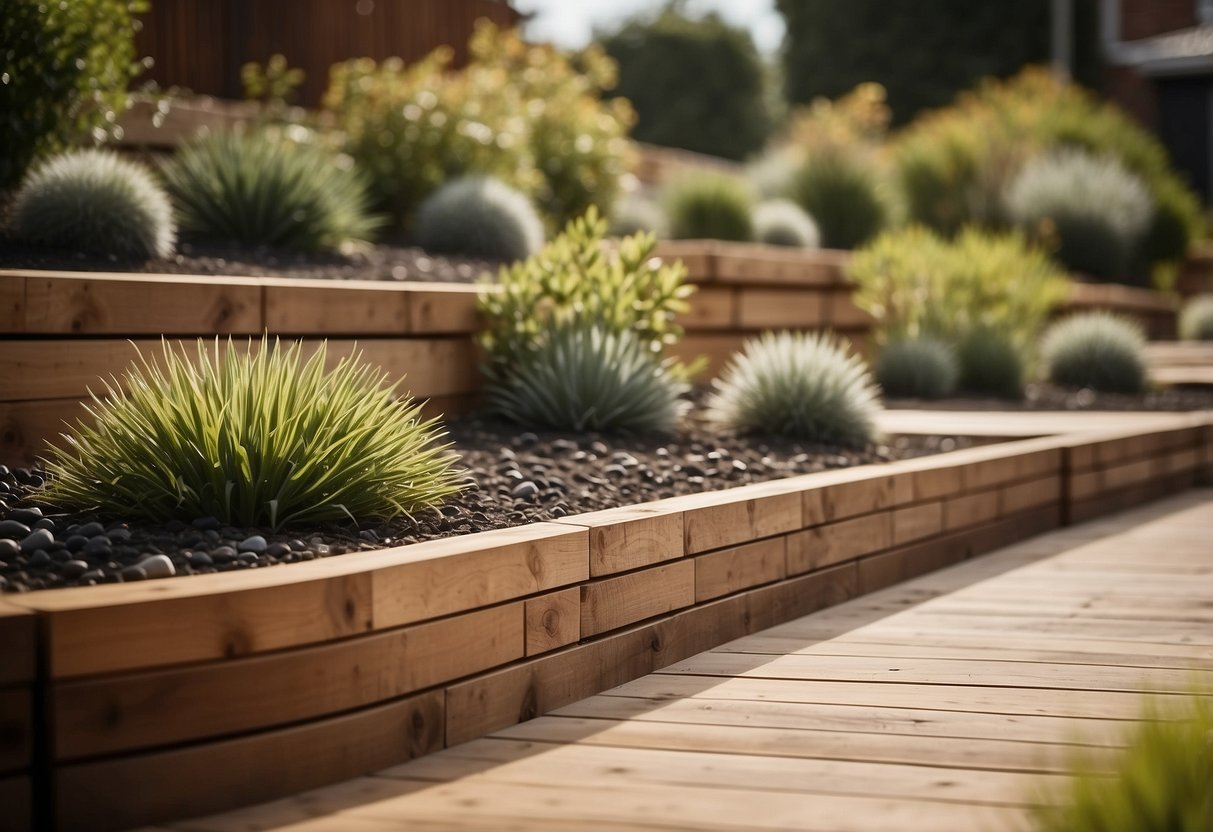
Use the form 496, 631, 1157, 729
134, 0, 522, 106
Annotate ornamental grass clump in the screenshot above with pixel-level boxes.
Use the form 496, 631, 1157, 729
707, 331, 880, 448
1041, 313, 1147, 394
1005, 149, 1153, 281
9, 149, 176, 261
413, 176, 545, 262
789, 149, 886, 250
1029, 693, 1213, 832
875, 338, 958, 399
956, 328, 1026, 399
753, 199, 820, 248
1179, 295, 1213, 341
664, 172, 755, 241
41, 339, 464, 529
163, 129, 379, 252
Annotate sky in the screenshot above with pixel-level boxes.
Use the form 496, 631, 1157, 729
512, 0, 785, 55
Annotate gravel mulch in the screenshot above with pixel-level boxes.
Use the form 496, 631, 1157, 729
0, 410, 969, 593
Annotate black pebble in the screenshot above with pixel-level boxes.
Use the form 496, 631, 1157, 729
0, 520, 31, 539
192, 516, 222, 531
9, 507, 42, 525
76, 521, 105, 538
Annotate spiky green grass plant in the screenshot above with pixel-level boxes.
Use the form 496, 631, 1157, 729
1041, 313, 1147, 394
413, 175, 545, 262
664, 172, 754, 241
485, 325, 688, 433
41, 339, 464, 529
9, 149, 176, 260
753, 199, 820, 248
707, 331, 881, 448
163, 129, 379, 252
875, 338, 958, 399
955, 328, 1025, 399
1179, 294, 1213, 341
790, 150, 886, 250
1030, 694, 1213, 832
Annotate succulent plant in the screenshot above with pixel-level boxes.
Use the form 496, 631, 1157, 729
664, 172, 755, 241
485, 325, 688, 433
8, 148, 176, 260
1179, 294, 1213, 341
753, 199, 820, 248
1041, 313, 1147, 394
875, 338, 959, 399
707, 330, 881, 448
414, 175, 546, 262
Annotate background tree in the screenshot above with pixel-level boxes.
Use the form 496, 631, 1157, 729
599, 6, 771, 161
776, 0, 1099, 125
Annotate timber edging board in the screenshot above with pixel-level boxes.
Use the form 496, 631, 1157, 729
0, 415, 1209, 830
0, 248, 865, 466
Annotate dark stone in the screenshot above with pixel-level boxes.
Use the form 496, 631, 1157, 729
188, 552, 213, 567
82, 536, 113, 557
8, 507, 42, 525
75, 521, 104, 538
209, 546, 237, 564
61, 560, 89, 579
19, 528, 54, 554
106, 527, 132, 542
80, 570, 105, 585
120, 565, 147, 582
192, 516, 222, 531
511, 481, 539, 501
237, 535, 267, 554
64, 535, 88, 552
33, 518, 56, 531
138, 554, 175, 579
266, 542, 291, 558
0, 520, 31, 539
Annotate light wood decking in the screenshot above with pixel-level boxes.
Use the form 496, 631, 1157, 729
152, 489, 1213, 832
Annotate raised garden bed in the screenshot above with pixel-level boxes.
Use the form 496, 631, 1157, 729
1178, 244, 1213, 298
0, 413, 1209, 830
1060, 280, 1179, 340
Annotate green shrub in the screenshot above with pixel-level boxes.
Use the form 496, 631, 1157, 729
41, 339, 464, 529
753, 199, 820, 248
875, 338, 958, 399
9, 149, 175, 260
478, 208, 696, 380
600, 8, 771, 161
956, 328, 1025, 399
485, 325, 687, 433
163, 129, 378, 253
1179, 295, 1213, 341
0, 0, 147, 191
706, 331, 881, 448
414, 176, 544, 262
790, 150, 886, 249
1005, 149, 1153, 281
610, 193, 668, 238
1041, 313, 1146, 394
665, 173, 754, 241
850, 226, 1068, 351
1141, 177, 1206, 268
747, 151, 799, 200
1030, 694, 1213, 832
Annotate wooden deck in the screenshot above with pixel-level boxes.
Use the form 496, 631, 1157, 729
152, 488, 1213, 832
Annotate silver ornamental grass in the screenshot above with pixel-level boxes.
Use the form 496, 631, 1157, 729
707, 330, 881, 448
753, 198, 821, 249
10, 149, 177, 260
1041, 312, 1147, 394
1179, 294, 1213, 341
414, 175, 545, 262
875, 337, 959, 399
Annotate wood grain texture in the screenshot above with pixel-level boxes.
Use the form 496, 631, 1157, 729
525, 588, 581, 657
555, 505, 684, 577
0, 602, 34, 686
0, 276, 24, 333
786, 512, 893, 575
735, 289, 826, 329
677, 484, 803, 554
580, 560, 695, 637
694, 536, 787, 602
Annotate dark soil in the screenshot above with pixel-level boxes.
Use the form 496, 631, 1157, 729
0, 409, 970, 593
0, 233, 498, 284
887, 383, 1213, 412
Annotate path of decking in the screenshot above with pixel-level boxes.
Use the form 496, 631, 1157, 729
153, 488, 1213, 832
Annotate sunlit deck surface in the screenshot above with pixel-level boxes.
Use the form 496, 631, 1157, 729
155, 489, 1213, 832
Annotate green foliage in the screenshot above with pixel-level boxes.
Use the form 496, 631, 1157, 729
41, 339, 464, 529
1005, 150, 1153, 281
789, 150, 886, 250
0, 0, 148, 192
9, 149, 175, 260
163, 129, 379, 252
1141, 177, 1205, 268
753, 199, 820, 248
777, 0, 1099, 125
241, 53, 305, 116
707, 331, 881, 448
610, 193, 668, 238
414, 176, 544, 262
478, 208, 696, 379
1030, 694, 1213, 832
485, 325, 688, 433
875, 338, 958, 399
1179, 295, 1213, 341
850, 226, 1068, 351
326, 22, 632, 228
599, 7, 771, 161
956, 328, 1026, 399
665, 173, 755, 242
1041, 313, 1147, 394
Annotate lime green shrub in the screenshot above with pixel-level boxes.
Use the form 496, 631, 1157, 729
790, 149, 887, 250
875, 338, 958, 399
707, 331, 880, 447
10, 149, 175, 260
1, 0, 147, 191
1179, 295, 1213, 341
665, 172, 754, 241
42, 339, 464, 529
1042, 313, 1147, 394
163, 129, 379, 252
1030, 694, 1213, 832
414, 176, 544, 262
753, 199, 820, 248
